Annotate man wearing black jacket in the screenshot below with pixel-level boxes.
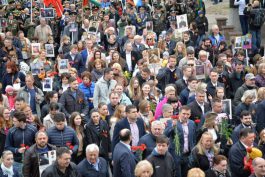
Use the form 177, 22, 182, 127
147, 135, 177, 177
41, 147, 80, 177
23, 131, 56, 177
5, 111, 37, 175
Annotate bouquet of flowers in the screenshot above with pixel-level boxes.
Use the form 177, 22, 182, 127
131, 144, 147, 160
66, 142, 74, 150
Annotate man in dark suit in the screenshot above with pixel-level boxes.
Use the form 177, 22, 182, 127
112, 105, 146, 151
164, 105, 196, 177
77, 144, 108, 177
206, 68, 224, 97
256, 99, 265, 133
231, 111, 257, 144
138, 120, 165, 159
229, 128, 256, 177
64, 44, 85, 75
113, 129, 136, 177
188, 89, 211, 121
175, 65, 193, 95
165, 31, 177, 55
157, 55, 182, 93
120, 42, 140, 73
132, 35, 145, 55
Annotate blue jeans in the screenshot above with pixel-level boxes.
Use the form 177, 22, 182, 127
197, 34, 206, 47
239, 15, 248, 35
250, 29, 261, 49
13, 162, 23, 177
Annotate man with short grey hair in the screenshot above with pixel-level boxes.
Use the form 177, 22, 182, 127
161, 104, 174, 119
138, 120, 165, 159
249, 157, 265, 177
77, 144, 109, 177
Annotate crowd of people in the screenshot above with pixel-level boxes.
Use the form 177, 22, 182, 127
0, 0, 265, 176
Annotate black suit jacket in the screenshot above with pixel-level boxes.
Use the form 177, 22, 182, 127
175, 78, 187, 95
206, 81, 224, 97
166, 40, 177, 55
188, 100, 211, 121
120, 51, 140, 72
112, 118, 146, 151
113, 142, 136, 177
64, 52, 85, 75
229, 141, 252, 177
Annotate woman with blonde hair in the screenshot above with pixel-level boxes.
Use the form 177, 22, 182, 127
174, 41, 187, 64
187, 168, 205, 177
258, 129, 265, 157
111, 63, 128, 87
197, 112, 220, 144
69, 68, 82, 83
189, 132, 219, 171
127, 77, 141, 102
235, 89, 257, 121
256, 87, 265, 103
34, 49, 52, 72
0, 150, 19, 177
134, 160, 153, 177
109, 104, 126, 139
255, 63, 265, 87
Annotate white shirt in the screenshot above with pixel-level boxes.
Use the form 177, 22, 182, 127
196, 101, 205, 114
234, 0, 246, 15
182, 123, 189, 153
126, 52, 133, 71
211, 82, 218, 87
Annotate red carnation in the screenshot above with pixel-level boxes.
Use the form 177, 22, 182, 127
20, 144, 25, 147
246, 147, 252, 153
194, 119, 201, 124
171, 115, 179, 119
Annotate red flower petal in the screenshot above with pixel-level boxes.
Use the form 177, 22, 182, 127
171, 115, 179, 119
194, 119, 201, 124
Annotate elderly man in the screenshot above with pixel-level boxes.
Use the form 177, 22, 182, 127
234, 73, 257, 106
41, 147, 80, 177
138, 120, 165, 159
34, 17, 52, 43
160, 104, 174, 120
208, 25, 225, 48
23, 131, 56, 177
250, 157, 265, 177
77, 144, 108, 177
17, 74, 44, 118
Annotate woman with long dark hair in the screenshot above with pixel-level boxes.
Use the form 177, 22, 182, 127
2, 60, 25, 94
84, 109, 111, 161
69, 112, 85, 164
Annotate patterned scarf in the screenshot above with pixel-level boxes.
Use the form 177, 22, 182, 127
1, 163, 14, 177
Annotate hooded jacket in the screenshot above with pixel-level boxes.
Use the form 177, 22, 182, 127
147, 148, 177, 177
